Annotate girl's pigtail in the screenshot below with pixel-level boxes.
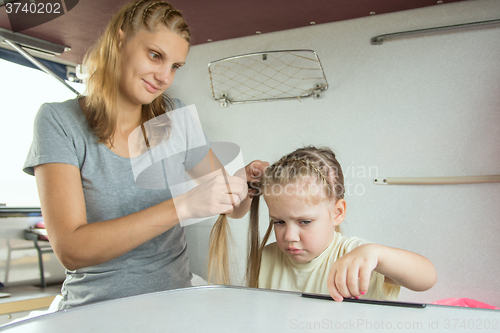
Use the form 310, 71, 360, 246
246, 195, 261, 288
245, 187, 274, 288
206, 149, 231, 285
207, 214, 231, 285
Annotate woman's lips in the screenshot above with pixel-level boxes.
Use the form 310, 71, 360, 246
143, 80, 159, 93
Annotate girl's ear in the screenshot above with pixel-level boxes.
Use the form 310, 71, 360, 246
331, 199, 346, 227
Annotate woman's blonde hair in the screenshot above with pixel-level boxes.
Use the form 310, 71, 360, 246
81, 0, 190, 145
246, 146, 345, 288
207, 146, 345, 287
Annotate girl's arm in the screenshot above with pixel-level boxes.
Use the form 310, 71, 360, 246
327, 243, 437, 302
371, 244, 437, 291
35, 162, 246, 271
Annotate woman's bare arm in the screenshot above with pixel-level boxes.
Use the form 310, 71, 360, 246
35, 161, 243, 270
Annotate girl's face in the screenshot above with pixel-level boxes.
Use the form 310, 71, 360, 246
264, 180, 345, 264
118, 26, 189, 109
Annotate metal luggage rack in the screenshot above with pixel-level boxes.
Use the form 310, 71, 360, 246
208, 49, 328, 107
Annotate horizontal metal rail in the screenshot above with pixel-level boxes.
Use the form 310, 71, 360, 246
371, 19, 500, 45
373, 175, 500, 185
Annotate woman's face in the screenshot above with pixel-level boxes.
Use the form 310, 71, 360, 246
118, 26, 189, 108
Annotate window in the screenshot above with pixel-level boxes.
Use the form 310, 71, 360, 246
0, 59, 85, 207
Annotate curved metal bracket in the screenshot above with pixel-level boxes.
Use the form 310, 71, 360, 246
313, 84, 323, 99
218, 93, 232, 108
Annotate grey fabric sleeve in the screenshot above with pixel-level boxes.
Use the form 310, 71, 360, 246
23, 103, 80, 176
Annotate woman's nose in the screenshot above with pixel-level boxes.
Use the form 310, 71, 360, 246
156, 67, 173, 87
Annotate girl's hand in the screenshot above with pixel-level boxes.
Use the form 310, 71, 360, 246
243, 160, 269, 198
327, 244, 379, 302
175, 174, 248, 221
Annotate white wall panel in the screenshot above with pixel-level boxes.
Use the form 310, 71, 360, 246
173, 0, 500, 306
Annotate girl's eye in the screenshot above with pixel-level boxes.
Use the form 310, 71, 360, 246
149, 52, 160, 60
172, 64, 181, 71
272, 220, 284, 225
300, 220, 312, 225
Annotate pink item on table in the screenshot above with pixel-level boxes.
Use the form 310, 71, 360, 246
432, 298, 500, 310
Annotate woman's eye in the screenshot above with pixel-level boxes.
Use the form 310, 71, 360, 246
172, 64, 181, 71
300, 220, 312, 225
149, 52, 159, 60
273, 220, 284, 225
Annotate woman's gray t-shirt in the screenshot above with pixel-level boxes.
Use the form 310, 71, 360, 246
23, 98, 209, 310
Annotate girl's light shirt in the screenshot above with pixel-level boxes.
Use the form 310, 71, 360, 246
258, 232, 400, 300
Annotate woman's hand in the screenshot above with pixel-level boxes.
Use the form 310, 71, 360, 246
174, 174, 248, 222
222, 159, 269, 219
185, 151, 269, 220
327, 244, 378, 302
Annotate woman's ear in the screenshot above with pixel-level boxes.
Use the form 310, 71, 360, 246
331, 199, 346, 227
118, 29, 124, 48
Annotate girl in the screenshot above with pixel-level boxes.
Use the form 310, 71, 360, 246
246, 146, 437, 301
23, 0, 267, 310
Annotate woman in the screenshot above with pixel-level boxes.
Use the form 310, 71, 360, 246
23, 0, 267, 310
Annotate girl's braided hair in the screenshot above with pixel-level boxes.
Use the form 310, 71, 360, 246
207, 146, 345, 287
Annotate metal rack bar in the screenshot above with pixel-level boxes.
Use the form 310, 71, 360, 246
0, 27, 68, 55
4, 39, 80, 95
371, 19, 500, 45
373, 175, 500, 185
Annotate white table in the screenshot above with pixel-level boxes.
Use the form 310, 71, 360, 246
0, 286, 498, 332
